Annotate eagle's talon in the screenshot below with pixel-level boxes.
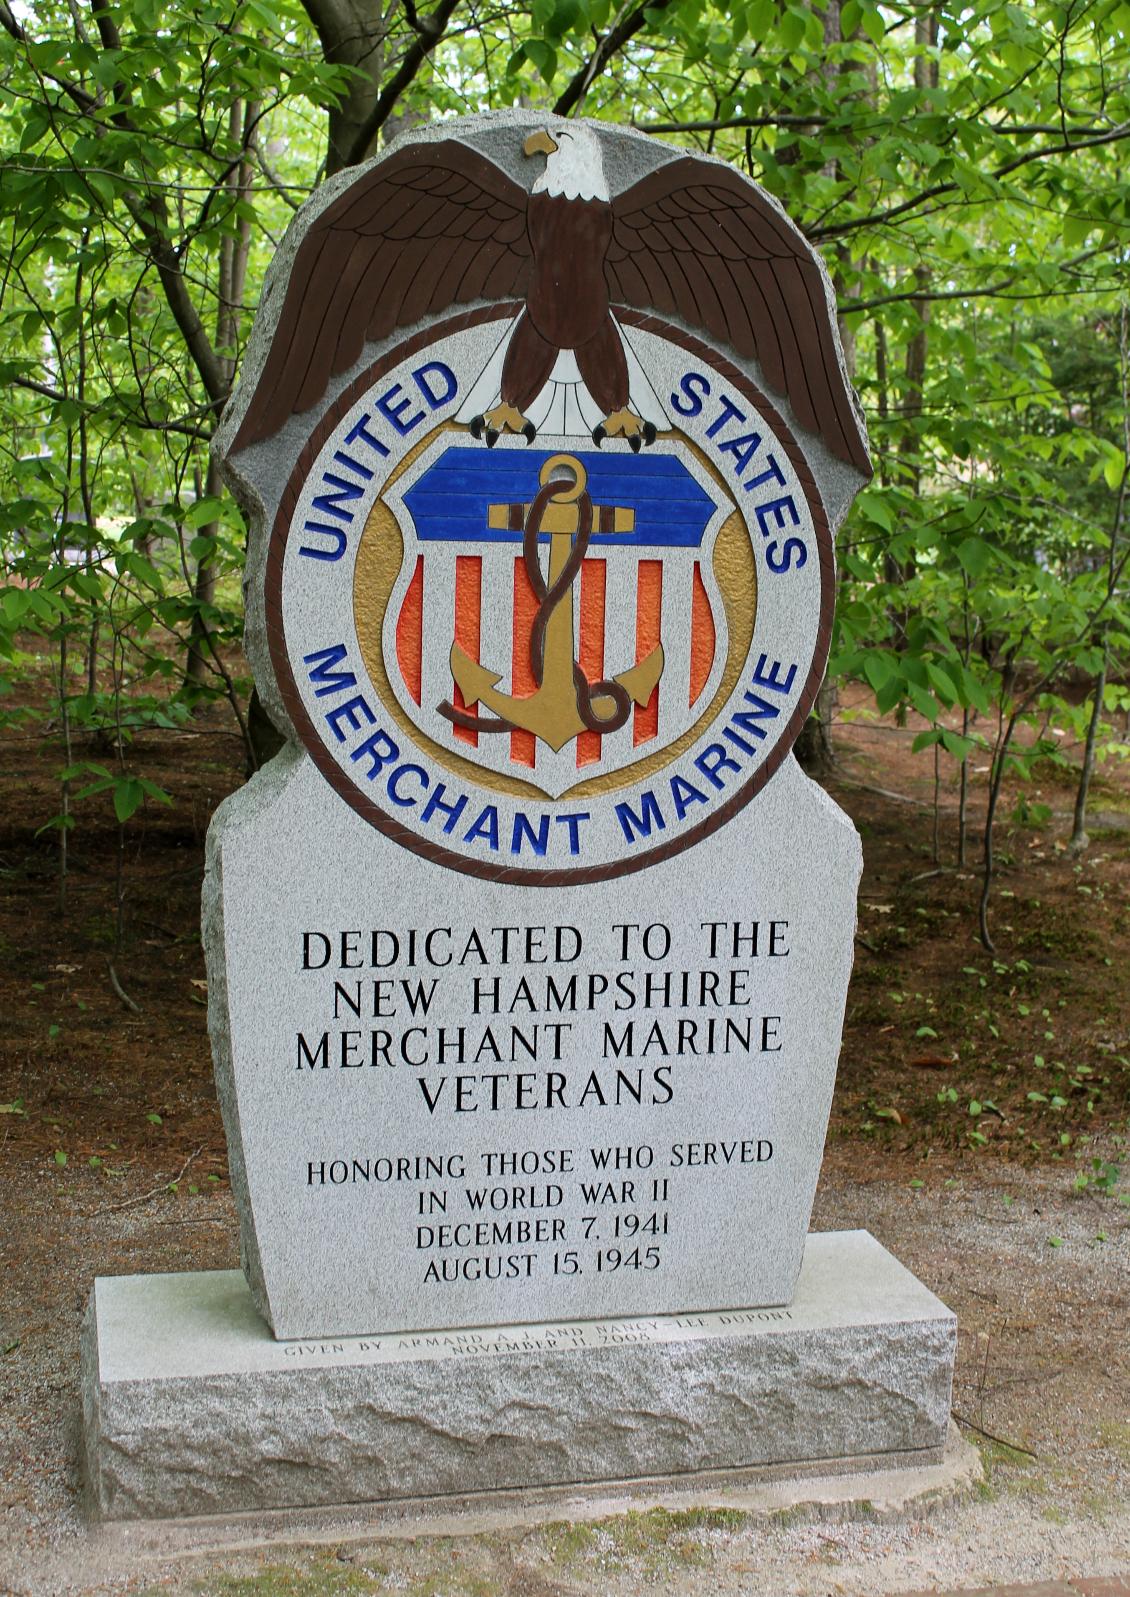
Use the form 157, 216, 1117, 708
597, 408, 652, 446
592, 424, 607, 446
472, 402, 533, 445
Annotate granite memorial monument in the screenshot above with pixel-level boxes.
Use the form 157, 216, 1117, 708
81, 112, 958, 1520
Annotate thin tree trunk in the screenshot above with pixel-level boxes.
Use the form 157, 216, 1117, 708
1068, 640, 1107, 854
304, 0, 389, 175
795, 678, 837, 777
187, 98, 257, 689
958, 570, 973, 866
958, 704, 970, 866
76, 234, 99, 702
58, 626, 72, 914
874, 312, 889, 486
900, 9, 937, 496
979, 650, 1020, 954
184, 459, 219, 688
979, 715, 1016, 955
887, 11, 936, 643
58, 399, 78, 913
793, 0, 849, 779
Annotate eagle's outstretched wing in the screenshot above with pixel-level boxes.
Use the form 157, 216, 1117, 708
233, 141, 532, 450
606, 159, 869, 475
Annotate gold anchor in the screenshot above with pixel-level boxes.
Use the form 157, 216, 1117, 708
441, 455, 665, 753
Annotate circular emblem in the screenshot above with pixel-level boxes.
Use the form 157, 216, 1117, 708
267, 310, 833, 883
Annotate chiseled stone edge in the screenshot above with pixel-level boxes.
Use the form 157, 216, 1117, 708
202, 743, 306, 1328
83, 1270, 956, 1521
76, 1424, 979, 1565
79, 1292, 103, 1519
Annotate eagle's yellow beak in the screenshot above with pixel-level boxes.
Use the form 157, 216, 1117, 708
523, 129, 558, 157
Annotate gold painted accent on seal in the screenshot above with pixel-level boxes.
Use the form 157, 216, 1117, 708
351, 422, 757, 800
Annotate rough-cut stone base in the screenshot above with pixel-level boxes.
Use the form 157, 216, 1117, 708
82, 1230, 956, 1521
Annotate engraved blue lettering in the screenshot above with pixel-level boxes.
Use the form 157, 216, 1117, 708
555, 812, 589, 855
694, 744, 742, 789
705, 394, 744, 439
511, 812, 549, 857
311, 471, 365, 524
751, 655, 798, 695
388, 763, 429, 806
350, 729, 400, 779
421, 783, 468, 833
302, 644, 356, 697
615, 790, 665, 842
412, 361, 458, 409
743, 453, 787, 492
670, 372, 710, 417
376, 382, 425, 436
299, 521, 348, 561
331, 449, 374, 480
345, 414, 390, 457
718, 430, 763, 475
325, 693, 376, 741
754, 494, 800, 538
766, 536, 807, 573
670, 774, 709, 821
464, 804, 500, 850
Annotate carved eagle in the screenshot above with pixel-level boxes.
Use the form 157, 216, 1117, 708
233, 122, 868, 473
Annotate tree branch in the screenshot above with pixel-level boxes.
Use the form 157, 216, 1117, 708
11, 376, 213, 438
841, 243, 1111, 314
0, 0, 99, 112
812, 120, 1130, 240
253, 145, 304, 211
343, 0, 461, 167
634, 113, 1108, 137
296, 0, 352, 45
8, 1, 232, 410
554, 0, 674, 117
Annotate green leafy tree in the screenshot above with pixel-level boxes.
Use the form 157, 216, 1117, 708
2, 0, 1129, 948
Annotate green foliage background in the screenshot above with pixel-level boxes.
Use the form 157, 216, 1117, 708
1, 0, 1129, 939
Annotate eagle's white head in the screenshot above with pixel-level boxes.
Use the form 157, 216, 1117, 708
526, 124, 609, 204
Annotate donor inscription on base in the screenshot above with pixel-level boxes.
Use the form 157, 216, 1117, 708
208, 111, 870, 1339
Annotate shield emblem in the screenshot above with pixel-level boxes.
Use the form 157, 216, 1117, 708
378, 434, 735, 799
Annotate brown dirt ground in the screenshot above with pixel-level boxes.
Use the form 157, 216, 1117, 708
0, 658, 1128, 1594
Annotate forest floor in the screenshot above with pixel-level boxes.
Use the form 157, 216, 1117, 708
0, 672, 1128, 1595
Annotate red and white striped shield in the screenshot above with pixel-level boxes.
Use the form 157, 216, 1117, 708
380, 434, 735, 799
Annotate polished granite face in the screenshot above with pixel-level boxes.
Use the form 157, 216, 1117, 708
204, 752, 861, 1338
201, 112, 868, 1340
